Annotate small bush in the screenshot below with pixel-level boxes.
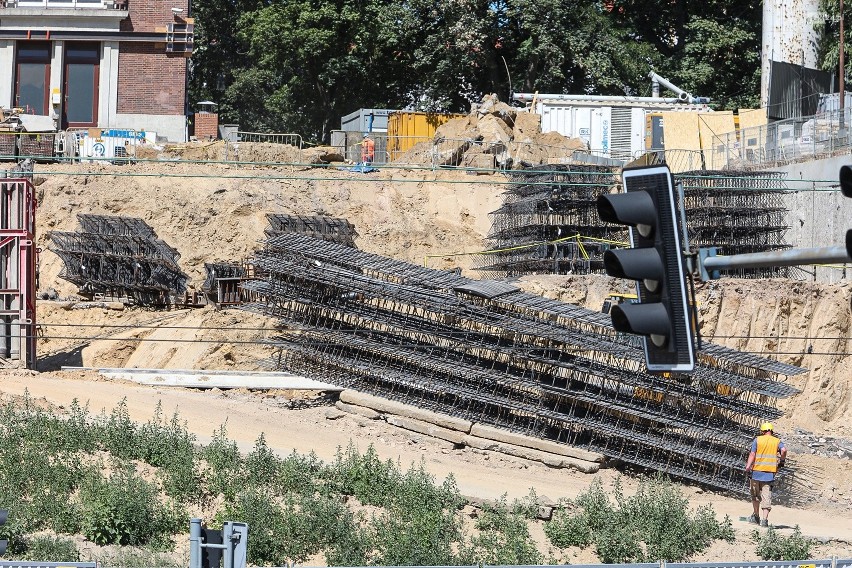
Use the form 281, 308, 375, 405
545, 477, 734, 563
200, 424, 242, 499
19, 535, 80, 562
459, 493, 543, 565
753, 526, 814, 560
79, 466, 184, 547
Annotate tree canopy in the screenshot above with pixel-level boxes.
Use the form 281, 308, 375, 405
187, 0, 826, 143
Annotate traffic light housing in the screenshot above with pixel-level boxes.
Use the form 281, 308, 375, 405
597, 164, 695, 372
841, 165, 852, 259
0, 508, 7, 556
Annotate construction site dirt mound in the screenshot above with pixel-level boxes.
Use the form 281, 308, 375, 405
392, 93, 587, 168
8, 158, 852, 555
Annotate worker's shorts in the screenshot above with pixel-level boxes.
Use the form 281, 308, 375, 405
750, 479, 773, 509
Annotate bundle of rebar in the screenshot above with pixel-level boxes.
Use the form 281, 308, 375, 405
202, 261, 257, 306
48, 214, 187, 304
242, 233, 804, 495
476, 166, 791, 279
265, 213, 358, 247
680, 170, 790, 278
474, 165, 623, 277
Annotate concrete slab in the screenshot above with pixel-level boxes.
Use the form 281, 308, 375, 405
61, 367, 342, 390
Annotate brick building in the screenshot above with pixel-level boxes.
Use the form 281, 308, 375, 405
0, 0, 191, 141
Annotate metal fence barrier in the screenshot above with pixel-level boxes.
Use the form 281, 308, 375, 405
278, 560, 848, 568
712, 107, 852, 170
0, 563, 97, 568
236, 131, 302, 148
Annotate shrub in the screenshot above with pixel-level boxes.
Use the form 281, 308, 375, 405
200, 424, 242, 499
545, 476, 734, 563
219, 487, 366, 566
753, 526, 814, 560
459, 493, 543, 566
19, 534, 80, 562
137, 404, 200, 503
328, 443, 400, 507
79, 465, 184, 547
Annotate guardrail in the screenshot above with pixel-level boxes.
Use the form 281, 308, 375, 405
262, 559, 850, 568
0, 563, 97, 568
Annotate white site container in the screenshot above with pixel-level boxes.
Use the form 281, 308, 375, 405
535, 100, 710, 161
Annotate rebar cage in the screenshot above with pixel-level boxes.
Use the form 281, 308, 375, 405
242, 233, 804, 495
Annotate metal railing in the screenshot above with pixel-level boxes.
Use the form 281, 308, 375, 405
0, 560, 98, 568
273, 559, 850, 568
712, 107, 852, 170
236, 131, 302, 147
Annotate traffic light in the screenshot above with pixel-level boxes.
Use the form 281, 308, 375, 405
0, 508, 7, 555
840, 165, 852, 259
596, 164, 695, 372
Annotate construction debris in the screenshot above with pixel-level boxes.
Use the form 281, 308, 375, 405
393, 94, 587, 169
241, 232, 805, 495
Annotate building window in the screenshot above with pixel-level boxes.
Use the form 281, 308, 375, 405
15, 42, 51, 116
63, 42, 100, 128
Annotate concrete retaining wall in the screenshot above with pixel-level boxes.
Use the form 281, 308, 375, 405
772, 155, 851, 283
336, 390, 604, 473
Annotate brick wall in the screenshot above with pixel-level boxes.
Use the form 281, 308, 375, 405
121, 0, 190, 32
194, 112, 218, 140
117, 43, 186, 115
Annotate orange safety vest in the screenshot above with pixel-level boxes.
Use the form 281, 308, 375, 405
362, 139, 375, 161
753, 434, 781, 473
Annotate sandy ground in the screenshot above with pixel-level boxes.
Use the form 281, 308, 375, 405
1, 370, 850, 561
3, 154, 850, 561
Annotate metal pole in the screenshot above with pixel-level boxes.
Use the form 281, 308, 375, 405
702, 246, 850, 272
841, 0, 845, 116
223, 522, 233, 568
189, 518, 202, 568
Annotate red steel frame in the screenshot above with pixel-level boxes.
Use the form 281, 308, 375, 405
0, 178, 37, 369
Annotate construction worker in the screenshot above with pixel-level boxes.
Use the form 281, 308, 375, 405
361, 133, 375, 165
744, 421, 787, 527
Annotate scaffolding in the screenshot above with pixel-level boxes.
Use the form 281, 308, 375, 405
48, 214, 187, 305
0, 178, 37, 368
475, 166, 792, 279
242, 233, 804, 495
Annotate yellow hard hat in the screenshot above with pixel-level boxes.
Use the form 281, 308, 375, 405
760, 422, 773, 432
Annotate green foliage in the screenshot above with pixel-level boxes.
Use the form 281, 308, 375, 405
200, 423, 242, 499
328, 443, 401, 506
97, 399, 138, 460
459, 492, 542, 565
138, 403, 200, 503
753, 526, 815, 561
79, 465, 184, 547
545, 477, 734, 563
218, 487, 367, 566
18, 535, 80, 562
